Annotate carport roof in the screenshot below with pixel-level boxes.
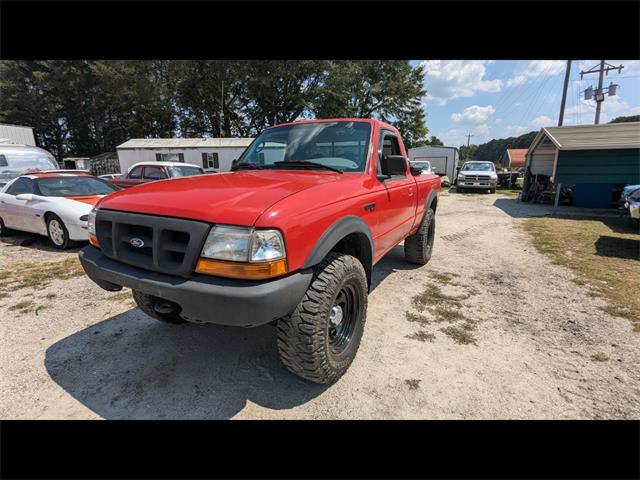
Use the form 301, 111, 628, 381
534, 122, 640, 151
117, 138, 254, 149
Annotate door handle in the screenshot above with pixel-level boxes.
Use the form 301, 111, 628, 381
408, 187, 414, 196
364, 203, 376, 212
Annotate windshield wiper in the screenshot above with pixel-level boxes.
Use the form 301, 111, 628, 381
233, 163, 264, 170
273, 161, 343, 174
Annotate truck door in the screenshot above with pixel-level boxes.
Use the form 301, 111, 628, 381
373, 130, 418, 253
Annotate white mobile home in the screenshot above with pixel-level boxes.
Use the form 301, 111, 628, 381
408, 145, 459, 180
116, 138, 254, 173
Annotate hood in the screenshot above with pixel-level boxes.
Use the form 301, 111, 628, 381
96, 170, 342, 225
64, 195, 103, 206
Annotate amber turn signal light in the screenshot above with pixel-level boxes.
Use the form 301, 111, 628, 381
89, 233, 100, 248
195, 258, 287, 280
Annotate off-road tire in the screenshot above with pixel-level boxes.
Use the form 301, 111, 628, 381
404, 208, 435, 265
46, 214, 73, 249
0, 217, 11, 236
457, 186, 465, 193
489, 188, 496, 194
132, 289, 186, 324
276, 252, 368, 384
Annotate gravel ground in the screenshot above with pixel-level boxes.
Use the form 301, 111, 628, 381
1, 192, 638, 419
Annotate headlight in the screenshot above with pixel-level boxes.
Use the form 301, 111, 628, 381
197, 225, 287, 280
458, 174, 465, 180
88, 207, 97, 235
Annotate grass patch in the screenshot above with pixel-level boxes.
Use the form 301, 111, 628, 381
428, 305, 467, 322
1, 258, 85, 293
429, 271, 459, 284
405, 379, 421, 390
405, 330, 436, 343
523, 217, 640, 329
405, 311, 430, 324
44, 293, 57, 300
496, 187, 521, 197
0, 292, 8, 300
440, 325, 477, 345
633, 323, 640, 333
8, 300, 35, 313
412, 284, 462, 311
590, 353, 609, 362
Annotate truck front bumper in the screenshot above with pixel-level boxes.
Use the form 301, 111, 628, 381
79, 245, 312, 327
457, 179, 497, 189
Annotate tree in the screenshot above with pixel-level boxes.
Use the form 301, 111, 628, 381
609, 115, 640, 123
313, 61, 428, 148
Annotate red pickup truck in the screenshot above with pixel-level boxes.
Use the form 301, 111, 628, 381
110, 162, 205, 188
79, 119, 440, 384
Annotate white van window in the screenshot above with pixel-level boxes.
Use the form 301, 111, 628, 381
0, 148, 59, 183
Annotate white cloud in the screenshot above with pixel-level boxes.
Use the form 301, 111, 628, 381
451, 105, 495, 123
506, 60, 566, 87
420, 60, 502, 105
473, 124, 490, 136
505, 125, 529, 136
532, 115, 553, 128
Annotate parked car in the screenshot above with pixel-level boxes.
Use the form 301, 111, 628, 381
410, 160, 433, 175
79, 118, 441, 384
0, 144, 59, 187
622, 184, 640, 203
456, 161, 498, 193
109, 162, 204, 188
624, 187, 640, 222
0, 172, 119, 249
98, 173, 123, 180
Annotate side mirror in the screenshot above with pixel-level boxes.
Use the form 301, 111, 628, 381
410, 166, 423, 176
16, 193, 34, 201
380, 155, 408, 177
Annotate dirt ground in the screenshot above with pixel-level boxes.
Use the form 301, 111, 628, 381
1, 192, 639, 419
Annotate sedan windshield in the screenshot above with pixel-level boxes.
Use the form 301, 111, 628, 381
237, 121, 372, 172
167, 166, 204, 178
412, 162, 431, 170
463, 162, 494, 171
36, 176, 119, 196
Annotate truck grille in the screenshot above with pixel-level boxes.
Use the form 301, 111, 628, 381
463, 174, 491, 181
95, 209, 211, 276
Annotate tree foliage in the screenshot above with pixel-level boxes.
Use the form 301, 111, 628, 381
460, 131, 537, 163
0, 60, 428, 159
609, 115, 640, 123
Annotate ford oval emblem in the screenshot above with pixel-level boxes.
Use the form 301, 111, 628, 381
130, 238, 145, 248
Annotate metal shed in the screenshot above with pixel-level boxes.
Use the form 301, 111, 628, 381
525, 122, 640, 208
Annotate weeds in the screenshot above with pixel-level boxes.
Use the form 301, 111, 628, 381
590, 353, 609, 362
405, 331, 436, 343
405, 379, 421, 390
440, 325, 477, 345
8, 300, 35, 313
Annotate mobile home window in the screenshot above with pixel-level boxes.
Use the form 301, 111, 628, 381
202, 152, 219, 169
155, 153, 184, 162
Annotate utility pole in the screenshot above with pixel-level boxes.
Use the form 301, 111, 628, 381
580, 61, 624, 125
465, 133, 473, 147
558, 60, 572, 126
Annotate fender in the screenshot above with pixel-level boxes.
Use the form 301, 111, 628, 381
426, 188, 438, 212
303, 215, 374, 284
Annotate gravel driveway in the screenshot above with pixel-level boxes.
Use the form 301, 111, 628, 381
1, 192, 639, 419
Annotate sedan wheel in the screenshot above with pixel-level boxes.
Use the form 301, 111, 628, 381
47, 215, 72, 249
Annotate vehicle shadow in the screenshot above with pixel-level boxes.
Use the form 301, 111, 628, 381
1, 232, 84, 252
44, 310, 327, 419
595, 235, 640, 261
370, 244, 422, 292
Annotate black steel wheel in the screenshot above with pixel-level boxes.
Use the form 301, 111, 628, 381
276, 252, 368, 384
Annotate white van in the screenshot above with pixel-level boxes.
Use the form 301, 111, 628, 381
0, 144, 59, 187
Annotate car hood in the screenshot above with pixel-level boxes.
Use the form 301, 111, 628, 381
96, 170, 343, 225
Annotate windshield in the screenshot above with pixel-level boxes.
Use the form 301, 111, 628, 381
35, 176, 119, 196
167, 166, 204, 178
237, 121, 372, 172
0, 150, 59, 182
462, 162, 495, 171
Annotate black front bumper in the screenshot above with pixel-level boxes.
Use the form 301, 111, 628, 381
79, 245, 312, 327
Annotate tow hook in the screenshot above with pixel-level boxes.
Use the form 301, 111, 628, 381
154, 301, 178, 315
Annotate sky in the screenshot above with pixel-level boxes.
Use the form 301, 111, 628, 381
411, 60, 640, 147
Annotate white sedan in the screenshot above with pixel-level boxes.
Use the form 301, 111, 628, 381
0, 172, 119, 249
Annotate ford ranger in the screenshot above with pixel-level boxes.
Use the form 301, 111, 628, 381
79, 119, 441, 384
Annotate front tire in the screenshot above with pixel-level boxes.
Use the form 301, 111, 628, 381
46, 214, 73, 249
276, 252, 368, 384
132, 290, 186, 324
404, 208, 436, 265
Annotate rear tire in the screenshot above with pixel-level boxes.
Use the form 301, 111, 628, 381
490, 188, 496, 194
132, 290, 186, 324
46, 214, 73, 249
404, 208, 436, 265
276, 252, 368, 384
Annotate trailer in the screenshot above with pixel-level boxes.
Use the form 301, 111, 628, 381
408, 145, 458, 181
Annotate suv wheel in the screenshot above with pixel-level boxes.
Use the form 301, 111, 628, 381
132, 290, 186, 324
276, 252, 368, 384
404, 208, 435, 265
